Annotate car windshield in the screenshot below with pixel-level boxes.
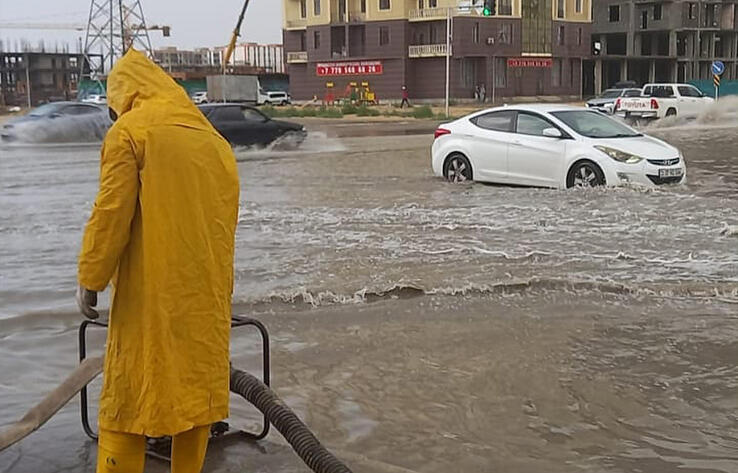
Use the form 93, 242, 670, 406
600, 90, 622, 98
29, 103, 64, 117
551, 110, 642, 138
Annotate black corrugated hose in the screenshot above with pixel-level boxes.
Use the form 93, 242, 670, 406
230, 367, 353, 473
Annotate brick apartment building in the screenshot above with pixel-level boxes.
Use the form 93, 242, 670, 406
282, 0, 592, 101
591, 0, 738, 93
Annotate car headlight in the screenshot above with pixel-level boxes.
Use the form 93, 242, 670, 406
594, 146, 643, 164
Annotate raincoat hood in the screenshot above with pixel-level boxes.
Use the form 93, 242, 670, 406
107, 49, 212, 130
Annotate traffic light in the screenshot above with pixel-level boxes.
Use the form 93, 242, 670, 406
483, 0, 496, 16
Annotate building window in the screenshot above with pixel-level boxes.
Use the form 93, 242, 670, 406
429, 0, 437, 6
609, 5, 620, 22
300, 31, 307, 50
522, 0, 551, 54
552, 59, 562, 87
570, 59, 576, 86
498, 0, 512, 15
558, 26, 565, 45
430, 24, 439, 43
494, 57, 507, 87
300, 0, 307, 18
418, 0, 424, 8
577, 27, 582, 45
641, 10, 648, 28
314, 0, 321, 15
379, 26, 390, 45
473, 22, 480, 43
557, 0, 565, 18
379, 0, 390, 10
499, 23, 512, 44
461, 58, 477, 89
653, 3, 662, 20
575, 0, 582, 14
688, 3, 696, 19
314, 31, 321, 49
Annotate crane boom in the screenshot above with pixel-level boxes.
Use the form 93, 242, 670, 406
222, 0, 251, 74
0, 22, 86, 31
0, 22, 169, 35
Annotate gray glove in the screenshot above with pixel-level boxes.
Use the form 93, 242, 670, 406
76, 285, 99, 320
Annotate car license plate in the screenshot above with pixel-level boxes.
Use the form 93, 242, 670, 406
659, 168, 683, 178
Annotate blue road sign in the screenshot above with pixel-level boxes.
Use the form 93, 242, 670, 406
712, 61, 725, 76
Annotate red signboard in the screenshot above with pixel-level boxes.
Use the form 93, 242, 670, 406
507, 58, 553, 68
316, 61, 384, 76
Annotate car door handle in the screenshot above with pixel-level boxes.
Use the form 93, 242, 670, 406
511, 139, 523, 146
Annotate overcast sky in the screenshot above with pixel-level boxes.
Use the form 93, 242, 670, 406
0, 0, 283, 51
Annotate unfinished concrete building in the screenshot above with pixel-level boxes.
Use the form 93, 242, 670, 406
591, 0, 738, 93
0, 51, 97, 106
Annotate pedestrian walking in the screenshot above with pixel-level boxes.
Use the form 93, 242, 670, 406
480, 83, 487, 103
401, 85, 410, 108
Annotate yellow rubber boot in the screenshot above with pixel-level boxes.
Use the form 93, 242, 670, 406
171, 424, 211, 473
96, 429, 146, 473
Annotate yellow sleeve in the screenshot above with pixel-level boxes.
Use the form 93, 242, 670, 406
78, 125, 139, 291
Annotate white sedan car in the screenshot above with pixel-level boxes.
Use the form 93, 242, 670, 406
432, 105, 686, 188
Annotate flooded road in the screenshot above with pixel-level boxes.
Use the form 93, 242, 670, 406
1, 114, 737, 472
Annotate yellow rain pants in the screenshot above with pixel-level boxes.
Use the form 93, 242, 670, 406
78, 48, 240, 438
96, 425, 210, 473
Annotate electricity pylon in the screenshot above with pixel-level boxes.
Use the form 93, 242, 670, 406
81, 0, 156, 80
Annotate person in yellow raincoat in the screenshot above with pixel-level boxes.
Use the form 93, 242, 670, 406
76, 49, 240, 473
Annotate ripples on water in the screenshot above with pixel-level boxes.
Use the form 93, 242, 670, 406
1, 115, 737, 472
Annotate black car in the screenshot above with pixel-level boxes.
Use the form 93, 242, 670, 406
198, 103, 305, 147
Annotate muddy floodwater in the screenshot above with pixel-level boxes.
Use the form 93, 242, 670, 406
1, 114, 737, 473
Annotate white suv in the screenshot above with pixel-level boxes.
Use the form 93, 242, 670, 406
259, 91, 291, 106
191, 91, 209, 104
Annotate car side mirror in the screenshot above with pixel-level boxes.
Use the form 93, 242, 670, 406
542, 127, 562, 138
49, 112, 62, 119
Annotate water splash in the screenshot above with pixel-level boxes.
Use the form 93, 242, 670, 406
233, 131, 346, 161
644, 95, 738, 130
2, 115, 111, 144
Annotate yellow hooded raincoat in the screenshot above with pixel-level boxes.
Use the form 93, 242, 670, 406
79, 49, 240, 437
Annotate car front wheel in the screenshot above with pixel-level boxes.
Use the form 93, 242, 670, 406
444, 153, 473, 183
567, 160, 605, 188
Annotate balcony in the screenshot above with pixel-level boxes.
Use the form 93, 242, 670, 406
409, 7, 450, 21
409, 44, 452, 58
287, 51, 308, 63
409, 6, 514, 21
285, 18, 308, 30
348, 11, 367, 22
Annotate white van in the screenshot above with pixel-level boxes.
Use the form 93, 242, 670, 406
258, 90, 291, 106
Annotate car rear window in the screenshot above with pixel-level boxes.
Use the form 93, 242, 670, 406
624, 89, 642, 97
471, 110, 516, 132
644, 86, 675, 98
